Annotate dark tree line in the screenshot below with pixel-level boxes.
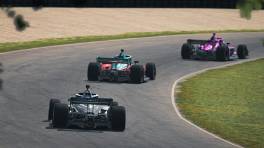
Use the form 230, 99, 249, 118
0, 0, 263, 31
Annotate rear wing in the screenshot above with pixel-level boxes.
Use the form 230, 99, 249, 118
69, 97, 114, 106
96, 56, 132, 64
187, 39, 208, 45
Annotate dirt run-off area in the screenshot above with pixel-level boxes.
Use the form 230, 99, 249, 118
0, 8, 263, 43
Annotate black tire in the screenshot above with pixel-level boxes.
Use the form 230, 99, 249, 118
145, 63, 156, 80
111, 101, 119, 106
87, 62, 100, 81
52, 103, 68, 128
237, 44, 248, 59
216, 45, 229, 61
48, 99, 60, 121
181, 43, 193, 59
130, 65, 144, 83
109, 106, 126, 131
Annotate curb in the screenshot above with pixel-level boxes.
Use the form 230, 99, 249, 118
171, 58, 263, 148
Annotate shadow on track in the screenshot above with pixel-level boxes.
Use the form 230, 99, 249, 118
85, 77, 150, 85
43, 120, 123, 133
44, 121, 111, 133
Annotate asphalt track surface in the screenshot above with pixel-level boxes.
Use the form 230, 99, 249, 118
0, 32, 263, 148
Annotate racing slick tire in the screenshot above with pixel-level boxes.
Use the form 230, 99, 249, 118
181, 43, 193, 59
145, 63, 156, 80
216, 45, 229, 61
88, 62, 100, 81
109, 106, 126, 131
52, 103, 68, 128
130, 65, 144, 83
237, 44, 248, 59
48, 99, 61, 121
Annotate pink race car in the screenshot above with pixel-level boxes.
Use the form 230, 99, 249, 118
181, 33, 249, 61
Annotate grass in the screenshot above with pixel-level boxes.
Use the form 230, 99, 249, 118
0, 29, 264, 53
176, 59, 264, 148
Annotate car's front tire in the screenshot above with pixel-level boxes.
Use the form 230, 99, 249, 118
145, 63, 156, 80
237, 44, 248, 59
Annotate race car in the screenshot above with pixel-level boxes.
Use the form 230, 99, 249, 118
48, 85, 126, 131
181, 33, 249, 61
87, 49, 156, 83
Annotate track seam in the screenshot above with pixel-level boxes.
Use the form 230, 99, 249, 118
171, 58, 264, 148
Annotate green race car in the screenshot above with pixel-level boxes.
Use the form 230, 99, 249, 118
87, 49, 156, 83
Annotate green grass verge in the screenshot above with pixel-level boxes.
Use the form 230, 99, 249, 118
0, 29, 264, 53
176, 59, 264, 148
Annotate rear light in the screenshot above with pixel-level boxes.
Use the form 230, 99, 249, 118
101, 64, 111, 70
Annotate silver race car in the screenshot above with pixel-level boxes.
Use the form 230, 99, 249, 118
48, 85, 126, 131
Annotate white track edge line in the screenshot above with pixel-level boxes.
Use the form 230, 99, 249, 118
171, 58, 263, 148
0, 34, 181, 55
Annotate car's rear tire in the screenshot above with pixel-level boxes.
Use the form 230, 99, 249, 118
109, 106, 126, 131
48, 99, 60, 121
145, 63, 156, 80
181, 43, 193, 59
52, 103, 68, 128
111, 101, 118, 106
216, 45, 229, 61
237, 44, 248, 59
130, 65, 144, 83
88, 62, 100, 81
